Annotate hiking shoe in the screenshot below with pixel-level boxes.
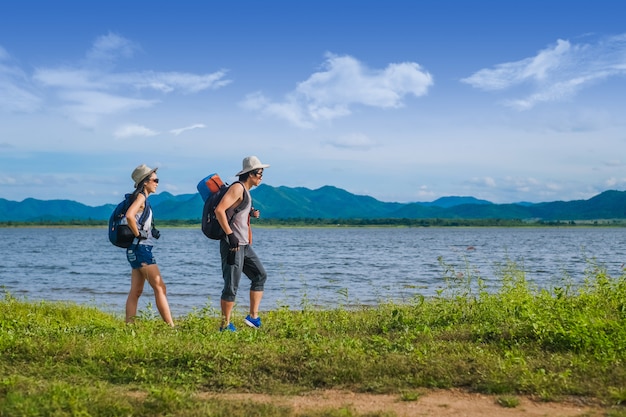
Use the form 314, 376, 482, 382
244, 315, 261, 329
219, 323, 236, 332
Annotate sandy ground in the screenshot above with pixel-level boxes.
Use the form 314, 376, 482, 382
205, 389, 610, 416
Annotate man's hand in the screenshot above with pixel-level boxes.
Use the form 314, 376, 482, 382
226, 233, 239, 265
227, 233, 239, 251
136, 229, 149, 240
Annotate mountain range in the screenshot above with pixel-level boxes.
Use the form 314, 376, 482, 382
1, 185, 626, 222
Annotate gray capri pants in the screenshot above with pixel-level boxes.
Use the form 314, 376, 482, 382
220, 240, 267, 302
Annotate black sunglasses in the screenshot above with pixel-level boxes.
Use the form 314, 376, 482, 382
150, 178, 159, 183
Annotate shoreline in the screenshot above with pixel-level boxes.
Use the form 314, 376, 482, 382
2, 221, 626, 228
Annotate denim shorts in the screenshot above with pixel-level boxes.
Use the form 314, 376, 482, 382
126, 244, 156, 269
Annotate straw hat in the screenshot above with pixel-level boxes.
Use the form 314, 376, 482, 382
131, 164, 158, 188
235, 156, 270, 176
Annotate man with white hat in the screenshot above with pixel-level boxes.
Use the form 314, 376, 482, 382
215, 156, 269, 332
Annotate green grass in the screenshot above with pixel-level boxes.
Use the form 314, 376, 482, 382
496, 395, 520, 408
1, 260, 625, 416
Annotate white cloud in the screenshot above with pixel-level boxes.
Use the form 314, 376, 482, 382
85, 32, 138, 65
170, 123, 206, 136
0, 175, 17, 185
60, 90, 157, 126
470, 176, 497, 188
114, 124, 159, 138
465, 176, 571, 199
415, 185, 436, 200
34, 68, 231, 94
604, 160, 623, 167
545, 182, 562, 191
34, 68, 103, 89
605, 177, 626, 188
0, 45, 42, 112
20, 33, 232, 126
298, 54, 432, 108
504, 73, 599, 110
483, 177, 497, 187
461, 34, 626, 109
241, 53, 433, 127
326, 133, 377, 150
241, 91, 314, 128
462, 39, 572, 91
127, 71, 231, 93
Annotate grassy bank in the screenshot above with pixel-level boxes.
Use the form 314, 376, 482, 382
1, 261, 626, 416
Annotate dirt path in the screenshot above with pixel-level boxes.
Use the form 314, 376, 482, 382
206, 389, 608, 416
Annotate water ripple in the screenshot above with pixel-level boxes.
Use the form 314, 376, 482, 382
1, 226, 625, 317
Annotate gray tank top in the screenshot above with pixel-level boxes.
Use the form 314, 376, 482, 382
226, 184, 251, 245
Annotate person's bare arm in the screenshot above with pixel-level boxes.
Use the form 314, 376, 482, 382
125, 193, 145, 238
215, 183, 244, 236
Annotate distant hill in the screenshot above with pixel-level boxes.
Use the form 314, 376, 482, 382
251, 185, 404, 218
1, 186, 626, 222
0, 198, 113, 222
422, 196, 493, 208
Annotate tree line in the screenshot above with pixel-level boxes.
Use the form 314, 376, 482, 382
2, 218, 625, 227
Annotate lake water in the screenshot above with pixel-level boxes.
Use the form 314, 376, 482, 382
0, 227, 624, 318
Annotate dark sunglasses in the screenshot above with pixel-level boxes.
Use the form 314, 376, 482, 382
150, 178, 159, 183
253, 171, 263, 177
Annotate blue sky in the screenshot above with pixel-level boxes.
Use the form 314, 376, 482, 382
1, 1, 626, 207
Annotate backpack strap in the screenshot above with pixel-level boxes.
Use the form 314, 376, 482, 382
232, 182, 250, 214
227, 182, 250, 224
137, 191, 151, 228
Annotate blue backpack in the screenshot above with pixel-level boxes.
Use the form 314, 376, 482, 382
108, 193, 151, 248
197, 174, 248, 240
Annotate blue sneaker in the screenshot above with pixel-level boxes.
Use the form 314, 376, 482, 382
219, 323, 236, 332
244, 315, 261, 329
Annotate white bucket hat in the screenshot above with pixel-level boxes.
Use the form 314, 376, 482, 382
235, 156, 270, 176
131, 164, 158, 188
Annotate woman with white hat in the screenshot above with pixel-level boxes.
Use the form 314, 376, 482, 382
124, 164, 174, 327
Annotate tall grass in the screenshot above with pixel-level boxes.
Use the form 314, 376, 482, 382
1, 260, 625, 416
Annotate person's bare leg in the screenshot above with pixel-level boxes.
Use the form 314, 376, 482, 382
125, 268, 145, 323
221, 299, 235, 327
249, 290, 263, 319
144, 264, 174, 326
